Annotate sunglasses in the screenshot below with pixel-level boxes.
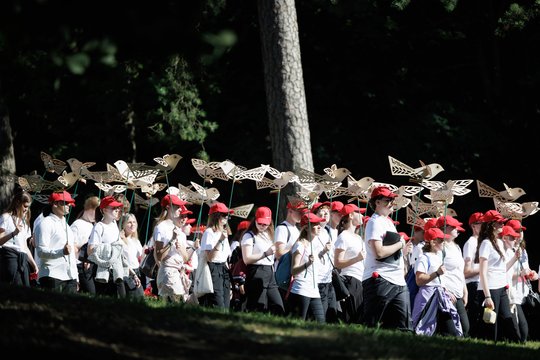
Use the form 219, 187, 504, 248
256, 222, 269, 227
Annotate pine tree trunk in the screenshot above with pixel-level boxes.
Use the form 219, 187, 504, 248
0, 82, 16, 209
257, 0, 314, 220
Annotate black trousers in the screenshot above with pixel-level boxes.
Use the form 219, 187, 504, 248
340, 275, 363, 324
201, 262, 230, 309
0, 247, 30, 287
287, 292, 326, 323
363, 276, 412, 331
476, 288, 521, 342
245, 264, 284, 315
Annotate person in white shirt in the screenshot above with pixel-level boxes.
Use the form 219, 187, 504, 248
363, 186, 411, 331
412, 227, 462, 336
120, 213, 144, 298
70, 195, 99, 294
153, 194, 194, 303
0, 190, 38, 287
34, 191, 78, 293
88, 195, 126, 297
274, 201, 306, 260
334, 203, 366, 324
288, 213, 327, 323
502, 224, 536, 342
436, 215, 469, 337
462, 211, 483, 337
476, 210, 521, 342
241, 206, 283, 314
200, 202, 233, 308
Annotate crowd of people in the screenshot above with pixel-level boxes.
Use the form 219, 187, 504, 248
0, 185, 539, 343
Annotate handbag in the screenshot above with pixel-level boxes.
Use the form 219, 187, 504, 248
140, 248, 158, 279
332, 268, 350, 301
522, 279, 540, 310
193, 251, 214, 297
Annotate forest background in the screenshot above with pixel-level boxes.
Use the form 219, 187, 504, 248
2, 1, 540, 272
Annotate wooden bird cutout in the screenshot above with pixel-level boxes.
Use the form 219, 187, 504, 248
40, 151, 67, 175
408, 195, 458, 218
406, 207, 430, 229
493, 197, 539, 220
66, 158, 96, 174
114, 160, 159, 187
476, 180, 526, 202
140, 183, 168, 197
323, 164, 352, 183
257, 167, 299, 190
229, 204, 254, 219
295, 167, 343, 186
94, 182, 128, 195
79, 163, 124, 183
388, 156, 444, 182
153, 154, 182, 174
422, 179, 473, 203
175, 183, 219, 205
133, 192, 159, 209
391, 185, 423, 210
32, 193, 78, 205
191, 158, 230, 183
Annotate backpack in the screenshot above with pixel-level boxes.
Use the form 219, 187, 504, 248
231, 231, 254, 283
406, 253, 430, 307
274, 222, 293, 291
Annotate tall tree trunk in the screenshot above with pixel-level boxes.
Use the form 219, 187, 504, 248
257, 0, 314, 220
0, 80, 16, 209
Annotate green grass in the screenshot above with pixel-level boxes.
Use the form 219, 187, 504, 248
0, 283, 538, 359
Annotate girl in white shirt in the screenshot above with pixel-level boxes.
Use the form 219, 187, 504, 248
288, 213, 326, 323
476, 210, 521, 342
120, 213, 144, 298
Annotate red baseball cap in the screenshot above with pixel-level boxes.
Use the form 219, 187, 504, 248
330, 201, 344, 212
436, 215, 465, 232
99, 195, 123, 209
184, 218, 196, 225
236, 220, 251, 232
482, 210, 506, 223
501, 225, 520, 238
300, 213, 326, 227
161, 194, 187, 208
371, 186, 398, 199
506, 219, 526, 231
363, 215, 370, 224
287, 201, 308, 211
311, 201, 331, 213
340, 203, 366, 216
181, 206, 193, 216
209, 202, 234, 215
399, 232, 411, 242
255, 206, 272, 225
48, 191, 76, 206
468, 212, 484, 225
424, 218, 438, 232
424, 227, 451, 242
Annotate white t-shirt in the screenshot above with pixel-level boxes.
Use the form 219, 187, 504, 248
415, 252, 443, 287
290, 241, 321, 298
313, 230, 333, 283
240, 230, 274, 266
123, 236, 144, 270
275, 221, 300, 252
70, 218, 94, 264
506, 248, 530, 305
88, 221, 120, 246
478, 238, 508, 291
462, 235, 480, 283
441, 241, 466, 298
363, 213, 405, 285
0, 213, 31, 252
334, 230, 364, 281
201, 227, 231, 263
154, 220, 187, 269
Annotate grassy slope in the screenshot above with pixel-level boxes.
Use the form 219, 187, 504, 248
0, 284, 538, 359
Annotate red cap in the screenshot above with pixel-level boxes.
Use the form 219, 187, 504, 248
300, 213, 326, 227
236, 220, 251, 232
184, 218, 196, 225
311, 201, 331, 213
501, 225, 520, 238
392, 220, 400, 226
330, 201, 344, 212
209, 202, 234, 215
161, 194, 187, 208
482, 210, 506, 223
363, 216, 370, 224
436, 215, 465, 232
424, 218, 438, 232
181, 207, 193, 216
255, 206, 272, 225
191, 225, 206, 234
506, 219, 526, 231
399, 232, 410, 242
287, 201, 308, 211
468, 212, 484, 225
48, 191, 76, 206
340, 203, 365, 216
99, 195, 123, 209
424, 227, 451, 242
371, 186, 398, 199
